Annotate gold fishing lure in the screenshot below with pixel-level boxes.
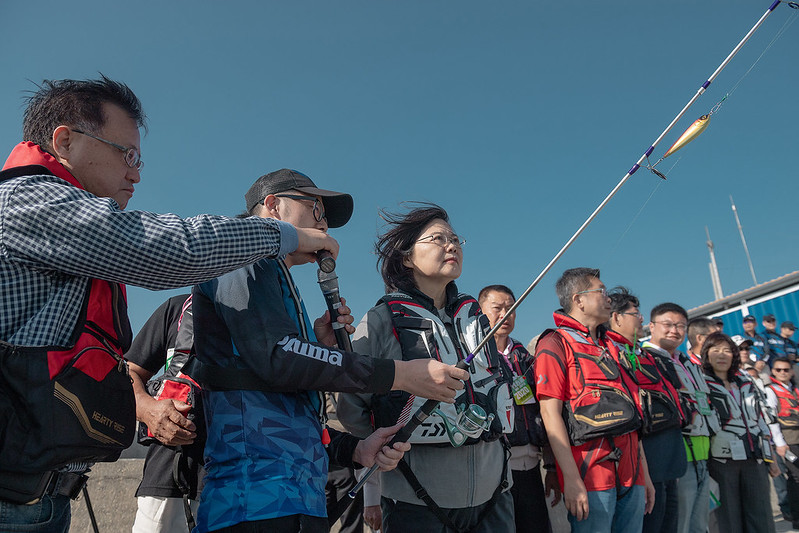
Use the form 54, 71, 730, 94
662, 114, 711, 158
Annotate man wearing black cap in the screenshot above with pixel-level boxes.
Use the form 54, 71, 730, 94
743, 315, 770, 375
190, 169, 469, 533
763, 314, 787, 361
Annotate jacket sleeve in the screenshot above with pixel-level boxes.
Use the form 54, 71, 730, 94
192, 261, 395, 394
337, 304, 402, 440
1, 176, 298, 289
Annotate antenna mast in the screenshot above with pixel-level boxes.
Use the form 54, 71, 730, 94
706, 226, 724, 300
730, 195, 758, 285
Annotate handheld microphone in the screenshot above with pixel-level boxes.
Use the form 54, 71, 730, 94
316, 250, 336, 274
317, 265, 352, 352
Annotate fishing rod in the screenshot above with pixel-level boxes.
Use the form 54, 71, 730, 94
348, 0, 793, 498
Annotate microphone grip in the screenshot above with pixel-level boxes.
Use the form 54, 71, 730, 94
316, 251, 336, 273
347, 355, 473, 497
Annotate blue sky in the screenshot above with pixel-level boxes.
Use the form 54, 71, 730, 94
2, 1, 797, 345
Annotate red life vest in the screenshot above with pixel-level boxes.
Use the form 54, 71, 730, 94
767, 378, 799, 438
0, 145, 135, 474
607, 330, 685, 436
539, 315, 641, 446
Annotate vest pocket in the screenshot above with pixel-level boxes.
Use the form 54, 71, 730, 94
565, 384, 640, 445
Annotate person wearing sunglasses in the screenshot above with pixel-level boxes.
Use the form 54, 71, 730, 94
765, 357, 799, 527
0, 77, 339, 533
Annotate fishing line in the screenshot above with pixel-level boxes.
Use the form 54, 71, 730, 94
607, 157, 680, 254
647, 5, 798, 175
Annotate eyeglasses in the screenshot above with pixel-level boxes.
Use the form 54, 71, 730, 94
416, 232, 466, 249
72, 129, 143, 171
274, 194, 326, 222
653, 321, 687, 332
774, 368, 792, 373
620, 311, 643, 319
575, 287, 607, 297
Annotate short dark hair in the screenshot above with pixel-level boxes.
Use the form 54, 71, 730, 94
555, 268, 600, 313
772, 357, 793, 367
478, 284, 515, 304
650, 302, 688, 322
687, 317, 717, 348
608, 286, 639, 315
701, 332, 740, 381
375, 203, 451, 293
23, 75, 146, 151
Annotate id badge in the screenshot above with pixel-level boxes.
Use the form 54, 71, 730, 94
760, 436, 774, 463
511, 376, 535, 405
729, 439, 748, 461
694, 390, 712, 416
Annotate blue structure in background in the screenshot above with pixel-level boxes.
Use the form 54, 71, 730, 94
688, 271, 799, 339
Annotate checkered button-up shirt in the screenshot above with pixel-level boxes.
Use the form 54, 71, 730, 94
0, 172, 296, 347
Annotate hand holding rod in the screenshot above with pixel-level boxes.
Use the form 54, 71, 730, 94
348, 353, 475, 498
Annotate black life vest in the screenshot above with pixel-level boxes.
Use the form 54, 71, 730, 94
0, 279, 134, 473
370, 291, 515, 445
539, 326, 641, 446
504, 340, 547, 448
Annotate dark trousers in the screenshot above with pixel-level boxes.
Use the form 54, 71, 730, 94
325, 464, 364, 533
643, 479, 678, 533
211, 514, 329, 533
781, 444, 799, 526
708, 458, 775, 533
510, 468, 551, 533
381, 491, 514, 533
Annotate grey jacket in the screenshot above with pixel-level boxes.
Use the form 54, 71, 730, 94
337, 300, 511, 509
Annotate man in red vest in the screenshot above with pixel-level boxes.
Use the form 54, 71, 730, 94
534, 268, 653, 533
765, 357, 799, 528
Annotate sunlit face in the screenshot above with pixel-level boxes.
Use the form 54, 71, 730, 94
772, 361, 794, 384
572, 277, 610, 325
743, 320, 756, 335
707, 341, 734, 377
611, 305, 643, 343
403, 219, 463, 288
763, 318, 777, 332
63, 103, 142, 209
481, 290, 516, 337
781, 326, 795, 339
649, 311, 687, 352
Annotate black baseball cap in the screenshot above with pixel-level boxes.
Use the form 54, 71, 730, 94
244, 169, 353, 228
763, 314, 776, 322
743, 315, 756, 322
782, 321, 796, 330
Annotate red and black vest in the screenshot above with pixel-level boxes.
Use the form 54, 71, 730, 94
767, 378, 799, 445
606, 330, 685, 436
0, 144, 135, 474
539, 315, 641, 446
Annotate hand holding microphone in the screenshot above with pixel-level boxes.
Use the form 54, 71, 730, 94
316, 252, 353, 351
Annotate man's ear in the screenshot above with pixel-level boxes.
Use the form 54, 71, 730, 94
262, 194, 280, 219
51, 125, 74, 161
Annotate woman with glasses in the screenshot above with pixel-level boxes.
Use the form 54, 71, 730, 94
702, 332, 780, 533
338, 203, 515, 533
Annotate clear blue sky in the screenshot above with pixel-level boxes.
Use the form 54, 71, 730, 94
2, 1, 797, 345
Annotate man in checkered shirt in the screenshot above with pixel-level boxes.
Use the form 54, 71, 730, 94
0, 76, 338, 532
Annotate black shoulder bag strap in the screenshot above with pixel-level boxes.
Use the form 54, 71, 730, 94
395, 439, 511, 533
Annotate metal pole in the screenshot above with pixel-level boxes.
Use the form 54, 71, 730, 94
730, 195, 758, 285
706, 226, 724, 299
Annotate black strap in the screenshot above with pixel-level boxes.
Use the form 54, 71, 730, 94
82, 486, 100, 533
171, 448, 196, 532
395, 440, 511, 533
